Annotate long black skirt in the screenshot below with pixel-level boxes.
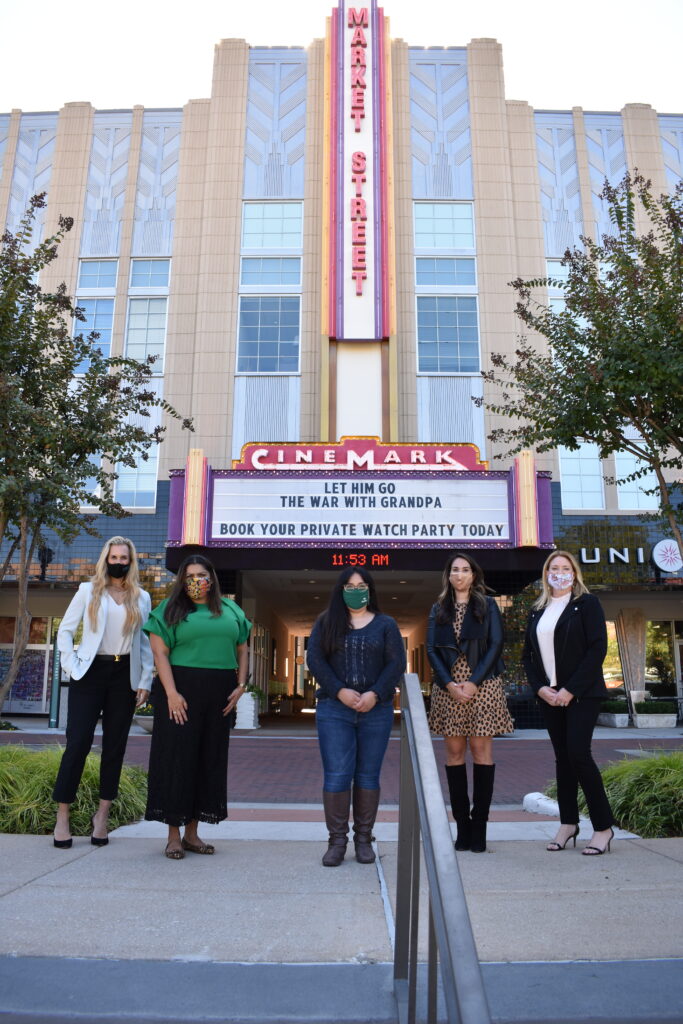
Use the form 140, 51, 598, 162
145, 666, 237, 826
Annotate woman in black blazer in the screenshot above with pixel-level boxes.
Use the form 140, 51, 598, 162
523, 550, 615, 855
427, 552, 513, 853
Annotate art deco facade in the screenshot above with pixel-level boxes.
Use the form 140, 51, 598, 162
1, 3, 682, 714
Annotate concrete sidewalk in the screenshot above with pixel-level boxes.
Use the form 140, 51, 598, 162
1, 814, 682, 1023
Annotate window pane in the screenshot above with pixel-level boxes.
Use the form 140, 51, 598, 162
416, 296, 480, 372
74, 299, 115, 373
130, 259, 170, 288
415, 257, 475, 286
241, 257, 301, 286
115, 450, 158, 508
242, 203, 303, 249
237, 296, 300, 372
414, 203, 474, 249
124, 298, 167, 372
615, 451, 659, 510
78, 260, 117, 289
558, 444, 605, 509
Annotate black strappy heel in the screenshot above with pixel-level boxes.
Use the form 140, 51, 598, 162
582, 827, 614, 856
546, 824, 580, 852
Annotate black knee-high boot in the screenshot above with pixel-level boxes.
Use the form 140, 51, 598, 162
322, 790, 351, 866
470, 764, 495, 853
445, 763, 471, 851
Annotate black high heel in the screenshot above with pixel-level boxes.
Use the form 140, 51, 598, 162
546, 824, 579, 852
53, 836, 72, 849
582, 827, 614, 856
90, 816, 109, 847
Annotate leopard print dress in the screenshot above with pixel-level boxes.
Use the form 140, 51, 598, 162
428, 602, 514, 738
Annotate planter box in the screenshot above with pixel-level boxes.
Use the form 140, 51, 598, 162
133, 714, 154, 734
235, 692, 261, 730
633, 713, 677, 729
597, 713, 630, 728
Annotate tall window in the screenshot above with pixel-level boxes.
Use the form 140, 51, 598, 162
414, 203, 478, 374
115, 259, 171, 509
237, 203, 303, 374
615, 451, 659, 510
558, 443, 605, 510
75, 260, 117, 374
74, 299, 114, 373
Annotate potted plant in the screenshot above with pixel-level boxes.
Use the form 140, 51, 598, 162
235, 682, 265, 730
633, 701, 678, 729
133, 702, 154, 733
597, 699, 630, 728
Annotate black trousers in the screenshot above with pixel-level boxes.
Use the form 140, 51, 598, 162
542, 698, 614, 831
52, 658, 136, 804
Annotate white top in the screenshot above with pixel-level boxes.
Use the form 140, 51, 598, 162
536, 594, 571, 687
97, 593, 133, 656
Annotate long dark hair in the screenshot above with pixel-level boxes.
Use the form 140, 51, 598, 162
164, 554, 223, 626
318, 567, 381, 656
434, 551, 489, 624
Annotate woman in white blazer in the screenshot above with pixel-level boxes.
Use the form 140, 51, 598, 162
53, 536, 153, 848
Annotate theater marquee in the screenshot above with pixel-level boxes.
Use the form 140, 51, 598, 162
168, 440, 553, 551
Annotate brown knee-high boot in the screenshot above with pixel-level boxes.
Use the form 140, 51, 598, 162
352, 787, 380, 863
445, 763, 471, 851
322, 790, 351, 867
470, 764, 495, 853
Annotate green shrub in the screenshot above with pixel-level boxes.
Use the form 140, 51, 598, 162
601, 700, 629, 713
0, 720, 18, 731
0, 745, 147, 835
545, 753, 683, 838
634, 701, 677, 714
135, 702, 154, 716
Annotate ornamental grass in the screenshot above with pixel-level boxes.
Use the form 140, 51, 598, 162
0, 745, 147, 835
546, 753, 683, 838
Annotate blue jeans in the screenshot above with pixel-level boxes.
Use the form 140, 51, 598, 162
316, 698, 394, 792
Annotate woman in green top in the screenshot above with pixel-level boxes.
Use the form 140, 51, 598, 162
143, 555, 251, 859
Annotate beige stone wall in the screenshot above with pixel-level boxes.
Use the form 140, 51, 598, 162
391, 39, 418, 443
161, 40, 249, 475
301, 38, 324, 443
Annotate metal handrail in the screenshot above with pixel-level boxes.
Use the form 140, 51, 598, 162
394, 673, 491, 1024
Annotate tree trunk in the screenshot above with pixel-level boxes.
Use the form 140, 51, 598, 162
0, 517, 41, 714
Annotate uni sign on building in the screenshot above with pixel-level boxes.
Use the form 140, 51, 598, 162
1, 2, 682, 714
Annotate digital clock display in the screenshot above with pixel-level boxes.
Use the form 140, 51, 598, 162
330, 552, 391, 568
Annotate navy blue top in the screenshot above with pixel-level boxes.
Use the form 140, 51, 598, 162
307, 613, 406, 705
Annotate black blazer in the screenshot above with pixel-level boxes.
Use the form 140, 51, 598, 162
522, 593, 608, 699
426, 597, 505, 691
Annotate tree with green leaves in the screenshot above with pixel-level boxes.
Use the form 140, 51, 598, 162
480, 172, 683, 558
0, 194, 192, 711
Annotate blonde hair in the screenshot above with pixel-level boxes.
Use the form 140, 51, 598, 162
533, 549, 589, 610
88, 536, 143, 634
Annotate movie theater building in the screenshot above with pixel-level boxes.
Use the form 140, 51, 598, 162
1, 2, 682, 715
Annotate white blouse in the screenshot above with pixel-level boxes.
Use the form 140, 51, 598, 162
97, 594, 133, 656
536, 594, 571, 687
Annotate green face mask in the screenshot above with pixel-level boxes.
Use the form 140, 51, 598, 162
343, 588, 369, 610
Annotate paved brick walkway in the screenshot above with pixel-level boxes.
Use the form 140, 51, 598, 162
3, 723, 680, 807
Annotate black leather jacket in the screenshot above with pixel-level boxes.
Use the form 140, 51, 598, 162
426, 597, 505, 691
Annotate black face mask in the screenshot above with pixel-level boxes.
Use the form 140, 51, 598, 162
107, 562, 130, 579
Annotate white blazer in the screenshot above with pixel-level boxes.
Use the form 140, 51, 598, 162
57, 581, 154, 691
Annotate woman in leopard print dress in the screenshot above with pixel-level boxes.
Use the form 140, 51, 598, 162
427, 552, 512, 852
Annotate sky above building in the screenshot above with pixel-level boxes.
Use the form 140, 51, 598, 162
1, 0, 681, 115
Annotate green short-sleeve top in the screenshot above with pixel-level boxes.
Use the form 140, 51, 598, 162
143, 597, 252, 670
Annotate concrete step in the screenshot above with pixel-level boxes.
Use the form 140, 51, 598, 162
2, 956, 682, 1023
